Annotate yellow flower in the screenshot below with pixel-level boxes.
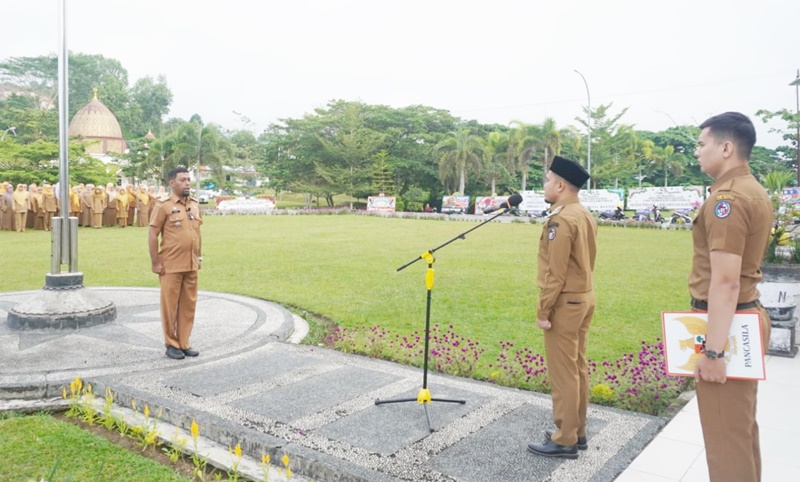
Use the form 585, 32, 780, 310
143, 404, 150, 418
74, 377, 82, 392
191, 419, 199, 438
235, 443, 242, 458
282, 454, 289, 467
590, 384, 615, 402
62, 387, 67, 399
287, 468, 292, 479
261, 454, 270, 464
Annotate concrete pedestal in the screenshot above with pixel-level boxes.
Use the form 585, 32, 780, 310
6, 273, 117, 330
759, 264, 800, 358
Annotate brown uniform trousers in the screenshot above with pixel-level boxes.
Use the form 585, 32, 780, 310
150, 194, 203, 350
694, 305, 770, 482
159, 271, 198, 349
689, 165, 774, 482
536, 198, 597, 447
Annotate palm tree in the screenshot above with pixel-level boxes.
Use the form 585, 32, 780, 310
435, 129, 485, 194
536, 117, 562, 185
507, 121, 537, 191
483, 131, 511, 196
762, 171, 795, 207
648, 145, 682, 187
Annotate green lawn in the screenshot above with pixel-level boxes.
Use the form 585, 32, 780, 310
0, 412, 191, 481
0, 215, 692, 372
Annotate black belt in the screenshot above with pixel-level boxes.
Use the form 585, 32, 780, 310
690, 298, 760, 311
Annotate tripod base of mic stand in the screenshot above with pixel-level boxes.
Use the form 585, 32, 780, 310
375, 388, 466, 433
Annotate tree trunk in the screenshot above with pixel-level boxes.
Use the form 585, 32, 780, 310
521, 172, 528, 192
458, 168, 466, 194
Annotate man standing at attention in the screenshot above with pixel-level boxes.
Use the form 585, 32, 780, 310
528, 156, 596, 459
690, 112, 772, 482
149, 167, 203, 360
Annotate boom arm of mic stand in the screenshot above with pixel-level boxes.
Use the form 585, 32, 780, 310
396, 208, 511, 272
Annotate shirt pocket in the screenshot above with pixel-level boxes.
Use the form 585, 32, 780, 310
168, 214, 185, 227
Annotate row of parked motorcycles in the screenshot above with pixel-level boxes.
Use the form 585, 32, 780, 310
598, 205, 696, 225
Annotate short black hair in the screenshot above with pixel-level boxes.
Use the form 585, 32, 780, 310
168, 166, 190, 181
699, 112, 756, 160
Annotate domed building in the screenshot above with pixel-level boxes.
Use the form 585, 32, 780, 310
68, 88, 127, 155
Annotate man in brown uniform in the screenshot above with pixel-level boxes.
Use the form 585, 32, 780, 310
528, 156, 596, 459
690, 112, 772, 482
149, 167, 203, 360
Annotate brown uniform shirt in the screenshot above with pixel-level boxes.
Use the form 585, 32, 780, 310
150, 193, 203, 274
536, 198, 598, 321
689, 165, 773, 303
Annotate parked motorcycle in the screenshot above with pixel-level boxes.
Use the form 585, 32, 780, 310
599, 206, 626, 221
670, 208, 695, 225
633, 204, 665, 223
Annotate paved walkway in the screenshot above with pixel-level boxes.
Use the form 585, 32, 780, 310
1, 288, 797, 481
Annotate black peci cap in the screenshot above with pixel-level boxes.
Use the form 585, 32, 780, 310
550, 156, 590, 188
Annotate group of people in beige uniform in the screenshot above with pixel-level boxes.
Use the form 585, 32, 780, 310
0, 181, 167, 232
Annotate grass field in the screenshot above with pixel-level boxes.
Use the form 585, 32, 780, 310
0, 214, 692, 373
0, 412, 191, 481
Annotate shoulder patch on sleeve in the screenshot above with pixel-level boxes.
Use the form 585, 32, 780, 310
714, 200, 732, 219
716, 193, 735, 201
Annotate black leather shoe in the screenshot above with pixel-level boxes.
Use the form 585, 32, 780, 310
527, 439, 578, 459
166, 346, 185, 359
182, 348, 199, 357
546, 429, 588, 450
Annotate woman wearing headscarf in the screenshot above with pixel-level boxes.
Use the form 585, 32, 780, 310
103, 183, 117, 227
91, 186, 105, 228
137, 185, 151, 227
32, 185, 45, 230
13, 184, 29, 232
69, 185, 82, 219
42, 184, 57, 231
80, 184, 94, 227
115, 185, 129, 227
1, 183, 15, 231
26, 183, 37, 229
124, 184, 137, 226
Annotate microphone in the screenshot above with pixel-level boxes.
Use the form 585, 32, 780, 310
483, 193, 523, 214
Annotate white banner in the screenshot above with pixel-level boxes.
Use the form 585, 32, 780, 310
579, 189, 624, 212
520, 191, 549, 214
628, 186, 704, 210
475, 196, 507, 214
367, 196, 396, 212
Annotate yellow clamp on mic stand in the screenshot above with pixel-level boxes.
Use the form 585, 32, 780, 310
417, 388, 432, 404
421, 251, 435, 290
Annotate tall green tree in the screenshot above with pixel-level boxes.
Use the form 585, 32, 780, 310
317, 103, 385, 208
756, 108, 799, 184
482, 131, 511, 196
435, 129, 485, 195
507, 121, 537, 191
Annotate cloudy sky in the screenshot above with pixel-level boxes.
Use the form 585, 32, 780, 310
2, 0, 798, 148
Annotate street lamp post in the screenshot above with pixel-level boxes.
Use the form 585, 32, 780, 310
574, 70, 591, 186
790, 70, 800, 186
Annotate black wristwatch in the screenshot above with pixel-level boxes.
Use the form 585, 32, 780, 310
705, 349, 725, 360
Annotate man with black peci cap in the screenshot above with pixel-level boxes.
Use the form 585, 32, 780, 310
528, 155, 597, 459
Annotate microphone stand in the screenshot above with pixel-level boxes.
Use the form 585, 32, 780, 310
375, 206, 514, 432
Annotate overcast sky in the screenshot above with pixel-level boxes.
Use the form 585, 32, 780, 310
2, 0, 798, 148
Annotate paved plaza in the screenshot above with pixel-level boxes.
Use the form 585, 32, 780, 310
1, 288, 797, 481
